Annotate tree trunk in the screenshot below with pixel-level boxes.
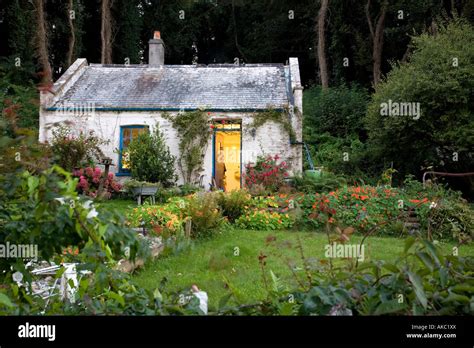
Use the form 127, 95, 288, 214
372, 5, 387, 87
101, 0, 113, 64
366, 0, 387, 87
34, 0, 52, 83
231, 0, 249, 63
66, 0, 76, 68
317, 0, 329, 88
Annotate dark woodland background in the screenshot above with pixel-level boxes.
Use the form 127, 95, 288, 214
0, 0, 473, 195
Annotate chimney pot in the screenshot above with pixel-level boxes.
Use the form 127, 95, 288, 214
149, 31, 164, 67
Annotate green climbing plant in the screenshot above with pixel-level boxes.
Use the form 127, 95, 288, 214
163, 110, 211, 184
248, 108, 296, 141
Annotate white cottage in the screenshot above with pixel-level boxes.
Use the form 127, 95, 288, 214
39, 32, 303, 191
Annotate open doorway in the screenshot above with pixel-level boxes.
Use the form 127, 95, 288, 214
213, 123, 241, 191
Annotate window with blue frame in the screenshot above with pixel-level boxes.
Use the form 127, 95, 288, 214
118, 125, 148, 175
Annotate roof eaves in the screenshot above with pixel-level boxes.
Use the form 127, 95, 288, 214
45, 107, 287, 112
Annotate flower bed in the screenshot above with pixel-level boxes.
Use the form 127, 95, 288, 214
123, 185, 473, 242
128, 205, 183, 238
263, 185, 472, 242
235, 209, 294, 230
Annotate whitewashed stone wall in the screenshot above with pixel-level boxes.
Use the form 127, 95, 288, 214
39, 109, 303, 189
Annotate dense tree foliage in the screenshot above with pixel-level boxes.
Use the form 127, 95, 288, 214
365, 19, 474, 190
2, 0, 468, 85
0, 0, 472, 193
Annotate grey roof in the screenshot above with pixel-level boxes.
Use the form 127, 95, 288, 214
51, 64, 293, 111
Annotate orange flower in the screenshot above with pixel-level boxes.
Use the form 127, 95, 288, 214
328, 217, 335, 223
360, 195, 369, 200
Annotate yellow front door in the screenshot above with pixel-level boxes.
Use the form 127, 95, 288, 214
214, 130, 241, 191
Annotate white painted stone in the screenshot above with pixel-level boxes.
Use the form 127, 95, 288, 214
39, 59, 304, 189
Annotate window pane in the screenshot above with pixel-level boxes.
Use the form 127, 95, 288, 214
123, 128, 131, 148
120, 126, 147, 171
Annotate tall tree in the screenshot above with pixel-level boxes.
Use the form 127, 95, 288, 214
113, 0, 143, 64
317, 0, 329, 88
4, 0, 35, 69
231, 0, 249, 63
366, 0, 387, 87
66, 0, 76, 67
34, 0, 52, 83
101, 0, 113, 64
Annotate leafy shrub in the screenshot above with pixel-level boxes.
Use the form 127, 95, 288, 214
50, 125, 107, 172
365, 19, 474, 190
127, 204, 183, 238
183, 193, 225, 239
0, 114, 200, 316
235, 210, 294, 230
292, 171, 346, 193
219, 238, 474, 315
0, 64, 39, 131
217, 190, 252, 222
293, 184, 473, 242
155, 186, 183, 203
179, 183, 201, 196
247, 183, 269, 197
154, 184, 201, 204
304, 84, 369, 138
426, 201, 474, 243
303, 84, 370, 179
401, 176, 474, 242
0, 262, 204, 315
0, 122, 52, 175
243, 154, 289, 193
308, 135, 373, 181
0, 166, 143, 273
127, 124, 177, 187
73, 167, 122, 199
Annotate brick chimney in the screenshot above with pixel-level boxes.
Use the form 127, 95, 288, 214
149, 31, 164, 67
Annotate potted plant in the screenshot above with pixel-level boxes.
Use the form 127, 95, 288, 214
124, 179, 161, 204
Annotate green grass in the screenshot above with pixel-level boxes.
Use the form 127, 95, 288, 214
132, 229, 474, 311
96, 198, 137, 216
96, 198, 474, 310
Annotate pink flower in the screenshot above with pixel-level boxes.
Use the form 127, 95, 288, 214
78, 177, 89, 191
85, 167, 94, 177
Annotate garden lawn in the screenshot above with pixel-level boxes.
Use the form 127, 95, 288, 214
96, 198, 137, 216
132, 229, 474, 311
